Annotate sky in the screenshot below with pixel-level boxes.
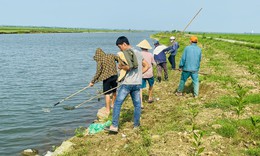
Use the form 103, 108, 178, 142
1, 0, 259, 33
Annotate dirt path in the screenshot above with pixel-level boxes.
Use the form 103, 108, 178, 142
213, 37, 260, 46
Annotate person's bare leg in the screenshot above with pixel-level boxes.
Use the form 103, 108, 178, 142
105, 94, 111, 114
148, 86, 153, 101
111, 92, 116, 108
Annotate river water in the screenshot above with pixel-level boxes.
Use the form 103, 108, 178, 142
0, 32, 156, 155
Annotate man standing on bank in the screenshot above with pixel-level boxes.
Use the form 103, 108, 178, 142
175, 36, 202, 98
161, 36, 179, 70
153, 40, 168, 82
105, 36, 149, 133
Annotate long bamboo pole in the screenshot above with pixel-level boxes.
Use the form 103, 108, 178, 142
182, 8, 203, 33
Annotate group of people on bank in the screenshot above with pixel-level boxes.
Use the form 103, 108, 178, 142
88, 35, 201, 133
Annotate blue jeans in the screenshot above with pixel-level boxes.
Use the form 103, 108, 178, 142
177, 71, 199, 96
112, 84, 141, 128
168, 54, 176, 69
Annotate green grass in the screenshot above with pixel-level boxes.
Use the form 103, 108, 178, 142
246, 147, 260, 156
205, 94, 260, 109
200, 33, 260, 44
205, 96, 236, 109
121, 141, 149, 156
202, 38, 260, 84
233, 93, 259, 106
215, 119, 237, 138
214, 117, 260, 140
205, 75, 237, 87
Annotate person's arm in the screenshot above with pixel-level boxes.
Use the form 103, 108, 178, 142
118, 63, 130, 71
198, 49, 202, 69
142, 59, 149, 74
179, 48, 187, 71
166, 43, 178, 55
151, 54, 156, 66
113, 54, 121, 63
161, 46, 172, 54
171, 42, 179, 55
89, 62, 102, 86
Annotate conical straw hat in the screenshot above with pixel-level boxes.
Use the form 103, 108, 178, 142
117, 51, 128, 82
136, 39, 152, 50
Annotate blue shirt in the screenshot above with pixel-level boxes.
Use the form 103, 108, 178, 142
162, 42, 179, 55
179, 43, 202, 72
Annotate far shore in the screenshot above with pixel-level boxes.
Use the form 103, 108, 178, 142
0, 26, 145, 34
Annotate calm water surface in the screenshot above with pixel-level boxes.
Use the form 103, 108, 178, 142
0, 32, 155, 155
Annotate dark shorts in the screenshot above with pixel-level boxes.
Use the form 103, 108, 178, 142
103, 75, 118, 95
141, 77, 154, 89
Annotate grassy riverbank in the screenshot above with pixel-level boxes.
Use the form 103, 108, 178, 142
0, 26, 135, 34
58, 32, 260, 156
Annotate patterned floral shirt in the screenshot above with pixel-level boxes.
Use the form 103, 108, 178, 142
91, 48, 119, 83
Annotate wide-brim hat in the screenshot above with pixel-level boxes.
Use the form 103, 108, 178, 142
136, 39, 152, 50
117, 51, 128, 82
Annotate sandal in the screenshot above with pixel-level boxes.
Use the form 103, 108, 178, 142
175, 92, 183, 96
148, 99, 154, 103
104, 126, 118, 134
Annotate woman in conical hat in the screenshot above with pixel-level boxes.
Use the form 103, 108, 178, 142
136, 39, 156, 108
